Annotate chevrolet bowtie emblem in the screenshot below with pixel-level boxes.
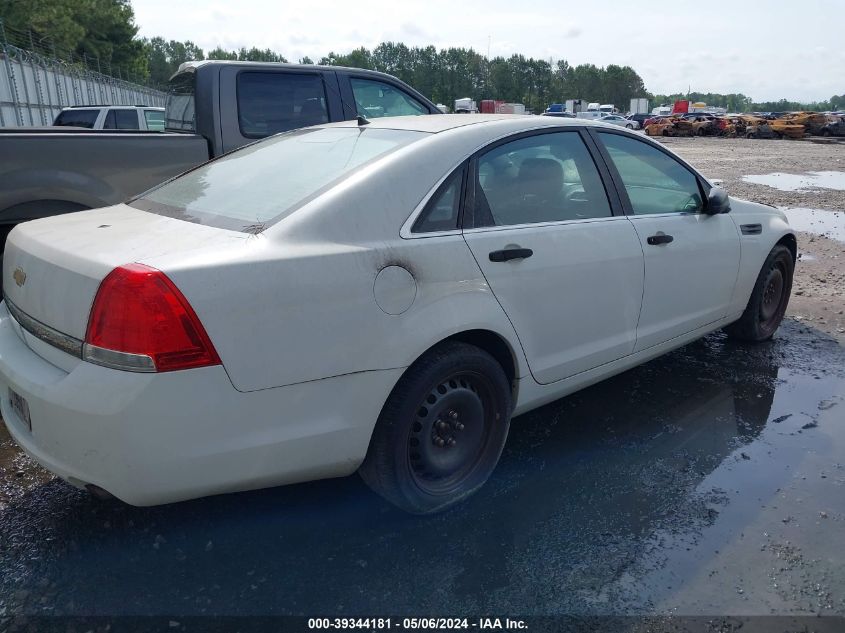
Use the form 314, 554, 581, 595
13, 267, 26, 287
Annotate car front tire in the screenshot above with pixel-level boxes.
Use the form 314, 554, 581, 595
725, 244, 793, 342
359, 341, 512, 514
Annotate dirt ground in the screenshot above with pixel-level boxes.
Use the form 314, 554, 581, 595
662, 136, 845, 343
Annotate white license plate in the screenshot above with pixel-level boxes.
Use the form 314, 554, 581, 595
8, 388, 31, 431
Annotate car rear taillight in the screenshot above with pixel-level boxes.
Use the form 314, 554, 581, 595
83, 263, 221, 373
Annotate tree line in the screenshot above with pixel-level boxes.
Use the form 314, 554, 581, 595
2, 0, 842, 113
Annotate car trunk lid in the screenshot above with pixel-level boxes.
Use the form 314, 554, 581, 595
3, 204, 245, 349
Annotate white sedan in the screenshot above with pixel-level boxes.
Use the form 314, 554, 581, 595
0, 115, 794, 514
601, 114, 641, 129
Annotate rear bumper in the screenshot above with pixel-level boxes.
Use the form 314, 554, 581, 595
0, 302, 402, 505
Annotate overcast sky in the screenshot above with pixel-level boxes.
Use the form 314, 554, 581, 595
133, 0, 840, 103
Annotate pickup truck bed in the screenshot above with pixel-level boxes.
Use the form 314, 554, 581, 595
0, 128, 208, 226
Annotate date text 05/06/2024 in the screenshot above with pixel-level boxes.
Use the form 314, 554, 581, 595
307, 618, 528, 630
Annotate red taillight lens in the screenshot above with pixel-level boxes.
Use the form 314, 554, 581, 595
85, 263, 221, 372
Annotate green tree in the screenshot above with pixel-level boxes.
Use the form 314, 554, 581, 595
206, 47, 238, 60
1, 0, 147, 77
144, 36, 204, 85
237, 47, 287, 62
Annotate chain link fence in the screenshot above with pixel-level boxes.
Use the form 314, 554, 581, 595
0, 19, 166, 127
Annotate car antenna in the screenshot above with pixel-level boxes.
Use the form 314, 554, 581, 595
357, 115, 371, 126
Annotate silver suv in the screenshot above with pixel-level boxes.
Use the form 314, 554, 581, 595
53, 105, 165, 131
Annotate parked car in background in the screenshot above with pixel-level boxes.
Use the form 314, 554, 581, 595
643, 114, 671, 128
691, 115, 719, 136
645, 116, 693, 137
626, 113, 652, 129
0, 61, 441, 289
680, 112, 715, 121
769, 119, 806, 139
820, 118, 845, 136
0, 115, 795, 514
745, 120, 776, 139
53, 105, 165, 131
600, 114, 639, 129
542, 111, 576, 118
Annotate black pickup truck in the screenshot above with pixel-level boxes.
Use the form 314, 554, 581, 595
0, 61, 441, 245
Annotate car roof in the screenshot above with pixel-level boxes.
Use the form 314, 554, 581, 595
60, 105, 163, 111
324, 113, 615, 134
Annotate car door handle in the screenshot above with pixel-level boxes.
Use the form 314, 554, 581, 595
489, 248, 534, 262
646, 234, 674, 245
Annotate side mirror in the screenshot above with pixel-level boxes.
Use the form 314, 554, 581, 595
705, 186, 731, 215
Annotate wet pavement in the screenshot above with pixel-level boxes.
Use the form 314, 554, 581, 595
783, 208, 845, 243
742, 171, 845, 192
0, 320, 844, 618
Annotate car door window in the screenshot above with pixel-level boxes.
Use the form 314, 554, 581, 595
471, 131, 611, 228
599, 133, 704, 215
412, 166, 465, 233
237, 71, 329, 138
103, 109, 140, 129
350, 78, 428, 118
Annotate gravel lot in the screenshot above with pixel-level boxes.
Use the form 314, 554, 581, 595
0, 136, 843, 624
663, 136, 845, 343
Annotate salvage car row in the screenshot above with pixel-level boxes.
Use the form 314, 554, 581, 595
642, 111, 845, 139
0, 62, 797, 514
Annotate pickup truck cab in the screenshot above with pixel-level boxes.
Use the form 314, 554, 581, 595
167, 60, 440, 154
53, 105, 166, 131
0, 61, 440, 266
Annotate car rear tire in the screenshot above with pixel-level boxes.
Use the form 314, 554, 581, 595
359, 341, 512, 514
725, 244, 793, 342
626, 124, 633, 129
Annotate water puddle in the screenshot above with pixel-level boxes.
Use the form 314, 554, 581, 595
743, 171, 845, 192
782, 207, 845, 242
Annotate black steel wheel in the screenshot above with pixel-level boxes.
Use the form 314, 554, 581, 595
725, 244, 793, 342
359, 341, 512, 514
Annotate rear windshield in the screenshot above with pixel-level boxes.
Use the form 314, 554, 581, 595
129, 127, 426, 232
165, 72, 195, 131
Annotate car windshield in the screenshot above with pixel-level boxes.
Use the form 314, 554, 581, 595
129, 126, 426, 232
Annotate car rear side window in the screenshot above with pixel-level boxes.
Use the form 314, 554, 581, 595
53, 109, 99, 128
130, 127, 426, 232
598, 133, 704, 215
471, 131, 612, 228
350, 78, 429, 119
165, 71, 196, 131
144, 110, 165, 131
103, 109, 140, 129
237, 72, 329, 138
412, 166, 465, 234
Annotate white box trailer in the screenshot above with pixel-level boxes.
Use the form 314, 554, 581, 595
629, 98, 649, 114
454, 98, 477, 113
565, 99, 585, 113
